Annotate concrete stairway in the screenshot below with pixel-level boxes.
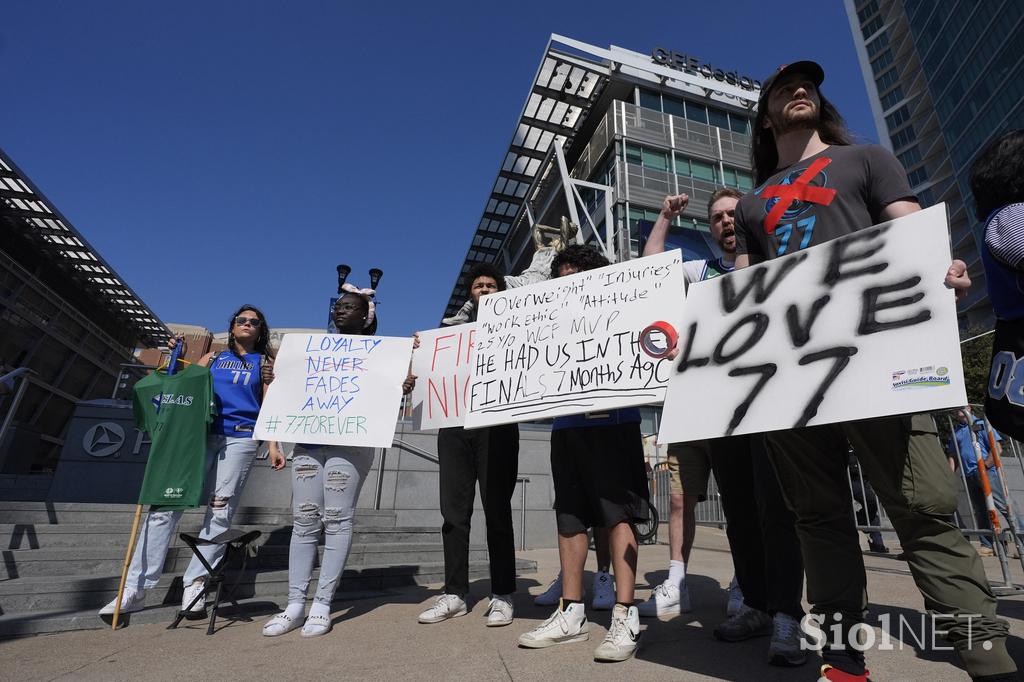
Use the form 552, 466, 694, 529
0, 502, 536, 637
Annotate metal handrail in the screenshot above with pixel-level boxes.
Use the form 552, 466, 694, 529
517, 476, 530, 550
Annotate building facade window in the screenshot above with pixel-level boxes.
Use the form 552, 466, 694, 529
885, 105, 911, 129
637, 88, 749, 136
861, 14, 883, 39
906, 166, 928, 187
875, 67, 899, 93
866, 30, 889, 58
880, 85, 904, 111
890, 125, 916, 150
870, 49, 893, 75
897, 145, 922, 169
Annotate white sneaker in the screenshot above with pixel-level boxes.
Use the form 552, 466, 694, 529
485, 594, 514, 627
518, 602, 589, 648
98, 589, 145, 616
726, 576, 744, 617
417, 593, 468, 624
591, 571, 614, 610
768, 613, 807, 666
534, 574, 563, 606
637, 580, 692, 618
594, 604, 641, 662
181, 579, 206, 613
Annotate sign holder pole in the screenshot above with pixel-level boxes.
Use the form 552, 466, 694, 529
112, 341, 181, 630
111, 505, 143, 630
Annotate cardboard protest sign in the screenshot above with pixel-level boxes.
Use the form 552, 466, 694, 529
658, 205, 966, 443
254, 333, 413, 447
410, 324, 477, 429
464, 249, 686, 428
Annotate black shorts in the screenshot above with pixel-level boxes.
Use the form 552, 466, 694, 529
550, 422, 650, 534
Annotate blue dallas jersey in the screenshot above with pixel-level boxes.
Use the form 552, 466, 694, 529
210, 351, 262, 436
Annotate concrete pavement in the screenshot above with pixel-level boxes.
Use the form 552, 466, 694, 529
2, 526, 1023, 681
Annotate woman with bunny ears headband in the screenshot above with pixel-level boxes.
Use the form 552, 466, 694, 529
263, 277, 394, 638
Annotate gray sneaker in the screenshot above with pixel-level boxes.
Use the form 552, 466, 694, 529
768, 613, 807, 666
713, 604, 772, 642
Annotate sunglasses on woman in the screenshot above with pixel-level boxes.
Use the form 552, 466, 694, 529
234, 316, 262, 328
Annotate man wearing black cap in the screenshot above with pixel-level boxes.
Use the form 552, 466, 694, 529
732, 61, 1016, 682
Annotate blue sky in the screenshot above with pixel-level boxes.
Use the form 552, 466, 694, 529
0, 1, 877, 340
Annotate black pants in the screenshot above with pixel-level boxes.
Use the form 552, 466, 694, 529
710, 434, 804, 621
438, 424, 519, 596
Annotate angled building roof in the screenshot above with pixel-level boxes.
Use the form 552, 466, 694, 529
0, 147, 169, 346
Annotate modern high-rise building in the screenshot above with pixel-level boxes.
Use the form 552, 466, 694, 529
845, 0, 1024, 329
443, 35, 760, 320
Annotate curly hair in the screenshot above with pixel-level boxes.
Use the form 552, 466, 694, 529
970, 129, 1024, 221
550, 244, 610, 278
466, 262, 507, 292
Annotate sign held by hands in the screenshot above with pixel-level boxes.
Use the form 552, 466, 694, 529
465, 249, 686, 428
254, 333, 413, 447
658, 205, 966, 443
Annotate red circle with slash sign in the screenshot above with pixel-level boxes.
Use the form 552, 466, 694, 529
640, 321, 678, 359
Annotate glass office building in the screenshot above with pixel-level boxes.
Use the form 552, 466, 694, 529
845, 0, 1024, 328
443, 35, 759, 320
0, 147, 168, 473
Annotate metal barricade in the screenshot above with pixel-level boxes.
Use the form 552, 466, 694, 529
650, 464, 728, 530
845, 410, 1023, 594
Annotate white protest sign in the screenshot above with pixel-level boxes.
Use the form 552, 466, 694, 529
254, 333, 413, 448
464, 249, 686, 428
410, 324, 477, 429
659, 205, 966, 443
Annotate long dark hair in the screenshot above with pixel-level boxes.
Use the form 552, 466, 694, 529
751, 90, 853, 185
227, 304, 274, 360
970, 129, 1024, 221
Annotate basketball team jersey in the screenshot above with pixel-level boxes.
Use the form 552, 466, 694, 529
681, 257, 735, 284
133, 363, 214, 508
209, 351, 262, 436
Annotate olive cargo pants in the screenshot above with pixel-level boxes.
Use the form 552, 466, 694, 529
768, 414, 1016, 679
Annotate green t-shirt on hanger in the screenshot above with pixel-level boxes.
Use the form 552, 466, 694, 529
132, 363, 214, 509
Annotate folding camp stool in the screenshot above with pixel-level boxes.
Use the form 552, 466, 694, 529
167, 528, 261, 635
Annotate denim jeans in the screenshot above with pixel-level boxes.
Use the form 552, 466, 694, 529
126, 435, 259, 590
287, 445, 374, 605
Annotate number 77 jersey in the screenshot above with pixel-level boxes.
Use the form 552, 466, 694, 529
209, 350, 264, 435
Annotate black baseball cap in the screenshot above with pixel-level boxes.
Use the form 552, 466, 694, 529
758, 61, 825, 105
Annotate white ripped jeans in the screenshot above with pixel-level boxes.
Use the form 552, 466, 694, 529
125, 435, 258, 590
288, 445, 374, 605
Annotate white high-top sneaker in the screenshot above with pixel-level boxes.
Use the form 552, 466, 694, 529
417, 593, 468, 624
594, 603, 641, 662
98, 589, 146, 615
518, 602, 589, 648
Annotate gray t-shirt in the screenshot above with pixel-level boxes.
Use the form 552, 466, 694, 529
735, 144, 915, 262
